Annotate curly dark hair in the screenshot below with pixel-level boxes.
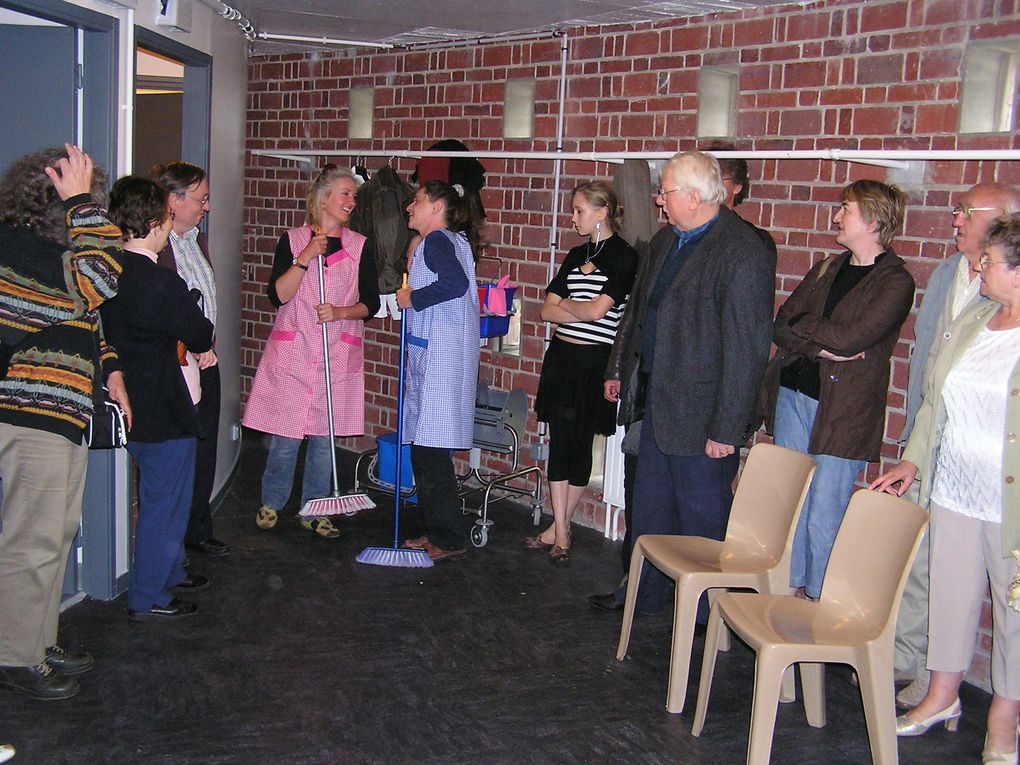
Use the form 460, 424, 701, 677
422, 180, 483, 260
108, 176, 169, 241
0, 146, 108, 245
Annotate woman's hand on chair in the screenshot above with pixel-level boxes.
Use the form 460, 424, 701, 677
868, 460, 917, 496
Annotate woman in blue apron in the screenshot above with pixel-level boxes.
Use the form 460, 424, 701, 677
396, 181, 481, 561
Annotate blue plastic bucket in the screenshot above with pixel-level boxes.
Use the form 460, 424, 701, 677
375, 432, 414, 490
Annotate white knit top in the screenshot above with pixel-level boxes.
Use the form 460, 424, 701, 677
930, 325, 1020, 522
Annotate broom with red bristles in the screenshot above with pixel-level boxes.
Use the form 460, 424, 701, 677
299, 234, 376, 519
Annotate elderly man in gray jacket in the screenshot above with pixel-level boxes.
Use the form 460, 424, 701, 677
894, 181, 1020, 708
590, 150, 776, 614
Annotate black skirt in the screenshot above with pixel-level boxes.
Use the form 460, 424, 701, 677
534, 336, 617, 436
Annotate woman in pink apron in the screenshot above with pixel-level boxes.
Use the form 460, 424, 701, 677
244, 166, 380, 538
396, 181, 481, 561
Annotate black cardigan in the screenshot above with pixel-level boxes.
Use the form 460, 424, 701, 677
100, 250, 213, 443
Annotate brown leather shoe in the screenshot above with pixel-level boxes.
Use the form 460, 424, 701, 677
424, 543, 466, 561
402, 535, 430, 550
523, 534, 553, 550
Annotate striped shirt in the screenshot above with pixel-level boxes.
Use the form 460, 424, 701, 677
555, 268, 627, 345
169, 227, 217, 334
0, 196, 123, 442
546, 233, 638, 346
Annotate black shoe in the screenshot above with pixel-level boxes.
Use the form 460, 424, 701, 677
128, 598, 198, 621
44, 645, 95, 675
0, 662, 79, 700
186, 538, 230, 557
170, 574, 209, 593
588, 593, 624, 611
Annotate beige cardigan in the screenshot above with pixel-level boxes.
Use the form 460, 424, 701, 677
903, 299, 1020, 557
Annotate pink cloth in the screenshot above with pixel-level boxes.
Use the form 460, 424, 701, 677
243, 225, 367, 438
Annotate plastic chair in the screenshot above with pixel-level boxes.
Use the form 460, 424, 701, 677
691, 490, 928, 765
616, 443, 816, 714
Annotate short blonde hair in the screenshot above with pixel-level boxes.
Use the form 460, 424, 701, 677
305, 164, 357, 227
842, 180, 905, 248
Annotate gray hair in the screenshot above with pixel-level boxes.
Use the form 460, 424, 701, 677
661, 150, 727, 207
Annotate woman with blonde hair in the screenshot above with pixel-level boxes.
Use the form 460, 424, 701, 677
760, 179, 914, 599
527, 181, 638, 563
244, 165, 379, 538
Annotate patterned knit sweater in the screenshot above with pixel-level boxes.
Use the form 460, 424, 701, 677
0, 194, 123, 443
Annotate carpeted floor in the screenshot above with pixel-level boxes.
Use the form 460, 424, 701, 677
0, 432, 987, 764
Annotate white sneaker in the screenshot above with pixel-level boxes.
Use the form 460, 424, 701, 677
0, 743, 15, 763
896, 673, 930, 709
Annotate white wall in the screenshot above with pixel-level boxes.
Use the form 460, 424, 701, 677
71, 0, 248, 501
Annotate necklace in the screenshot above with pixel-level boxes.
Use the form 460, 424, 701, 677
584, 237, 607, 264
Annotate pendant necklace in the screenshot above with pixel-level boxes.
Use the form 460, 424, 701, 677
585, 236, 606, 264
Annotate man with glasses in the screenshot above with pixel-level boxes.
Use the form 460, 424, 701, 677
150, 162, 229, 564
590, 150, 775, 615
894, 181, 1020, 708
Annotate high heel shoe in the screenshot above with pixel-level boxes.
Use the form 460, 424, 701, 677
895, 698, 962, 736
982, 724, 1020, 764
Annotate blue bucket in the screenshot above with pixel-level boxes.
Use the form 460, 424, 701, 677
375, 432, 414, 491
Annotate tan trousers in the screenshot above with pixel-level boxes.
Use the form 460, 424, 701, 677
893, 480, 930, 679
0, 423, 88, 666
928, 502, 1020, 700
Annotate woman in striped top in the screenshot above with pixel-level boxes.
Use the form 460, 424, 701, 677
527, 182, 638, 563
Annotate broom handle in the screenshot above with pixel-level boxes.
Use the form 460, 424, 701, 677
317, 247, 340, 497
392, 272, 408, 548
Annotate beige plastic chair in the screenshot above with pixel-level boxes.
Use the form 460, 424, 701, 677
616, 443, 816, 714
691, 489, 928, 765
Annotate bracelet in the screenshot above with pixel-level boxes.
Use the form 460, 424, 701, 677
294, 261, 308, 271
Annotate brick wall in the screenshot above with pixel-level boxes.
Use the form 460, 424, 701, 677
244, 0, 1020, 689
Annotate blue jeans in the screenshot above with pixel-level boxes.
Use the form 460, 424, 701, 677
261, 435, 333, 510
774, 387, 866, 599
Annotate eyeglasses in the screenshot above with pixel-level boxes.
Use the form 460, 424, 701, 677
178, 192, 210, 207
952, 204, 998, 220
979, 253, 1010, 268
655, 187, 683, 199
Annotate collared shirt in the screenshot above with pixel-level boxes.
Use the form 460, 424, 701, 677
169, 227, 217, 335
950, 253, 981, 322
641, 214, 719, 372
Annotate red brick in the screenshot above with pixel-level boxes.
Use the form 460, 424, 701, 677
857, 53, 905, 85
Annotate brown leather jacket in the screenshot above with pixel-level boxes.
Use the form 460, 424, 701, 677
760, 249, 915, 461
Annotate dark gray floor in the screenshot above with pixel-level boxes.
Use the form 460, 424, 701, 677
0, 433, 988, 764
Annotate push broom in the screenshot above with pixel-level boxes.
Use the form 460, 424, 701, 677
357, 274, 432, 568
299, 243, 376, 518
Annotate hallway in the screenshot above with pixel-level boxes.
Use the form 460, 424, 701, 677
0, 434, 985, 764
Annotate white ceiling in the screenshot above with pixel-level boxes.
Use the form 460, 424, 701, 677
232, 0, 795, 54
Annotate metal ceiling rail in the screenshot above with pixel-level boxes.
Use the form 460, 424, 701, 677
250, 148, 1020, 170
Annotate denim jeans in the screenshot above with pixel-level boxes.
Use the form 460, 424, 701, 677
261, 434, 333, 510
774, 387, 866, 599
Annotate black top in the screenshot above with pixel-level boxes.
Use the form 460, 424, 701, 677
546, 233, 638, 304
268, 232, 381, 316
100, 250, 213, 442
780, 252, 888, 400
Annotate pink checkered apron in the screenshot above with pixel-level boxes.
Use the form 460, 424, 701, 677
243, 225, 366, 438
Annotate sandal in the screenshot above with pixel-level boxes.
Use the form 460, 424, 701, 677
523, 534, 553, 550
255, 506, 278, 529
300, 516, 340, 539
549, 545, 571, 563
